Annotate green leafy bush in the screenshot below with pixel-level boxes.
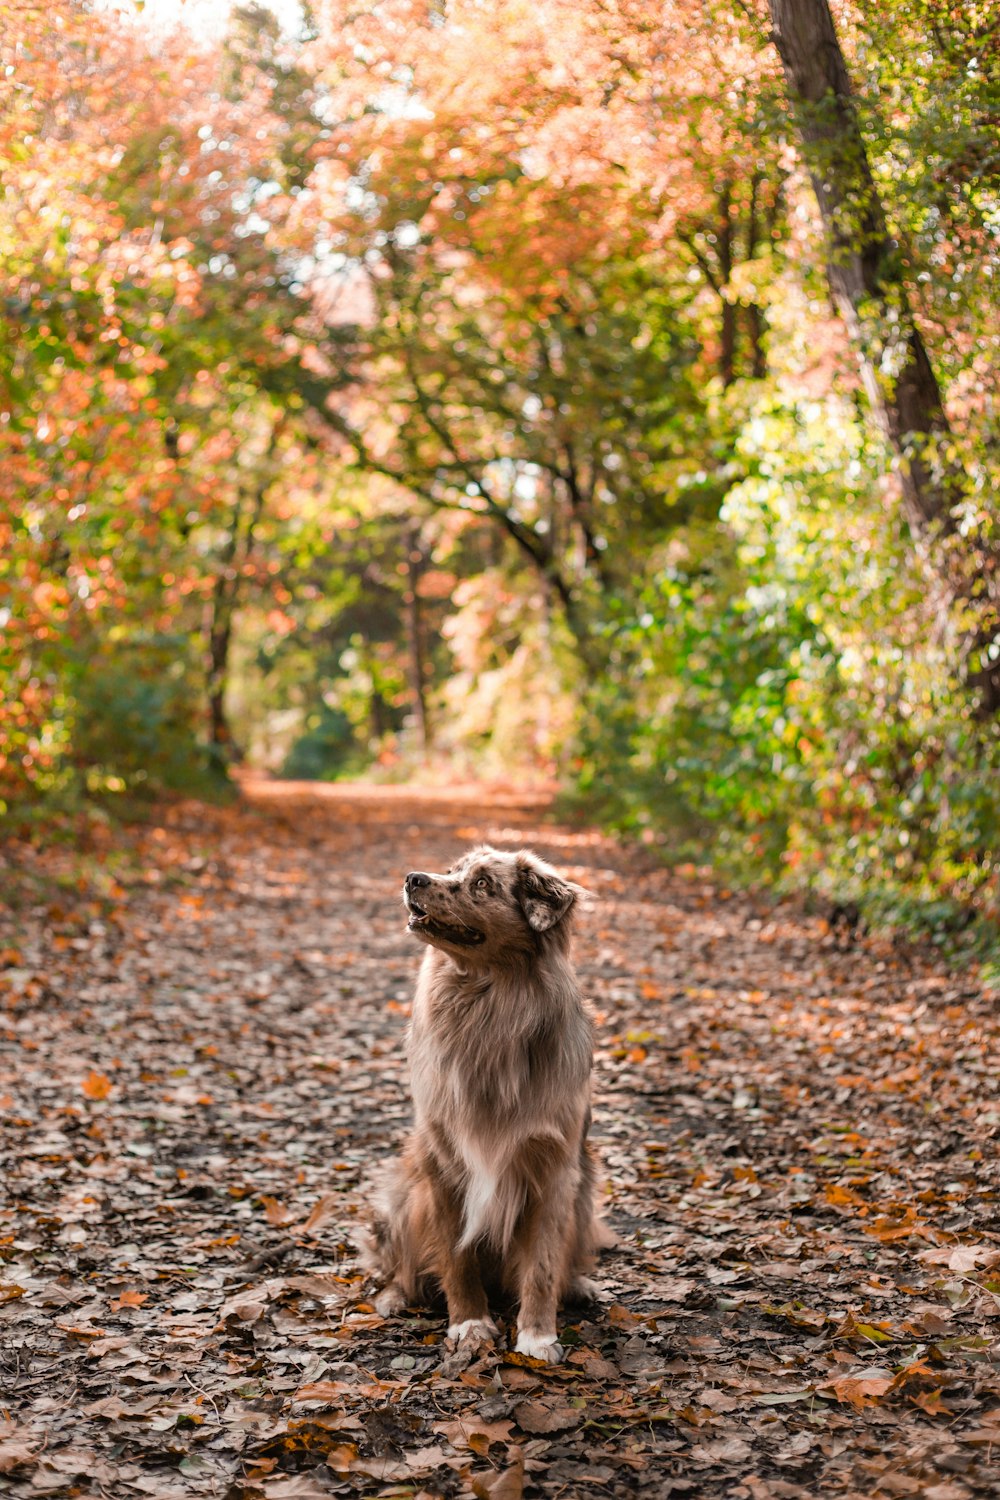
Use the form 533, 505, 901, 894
70, 636, 223, 799
577, 391, 1000, 939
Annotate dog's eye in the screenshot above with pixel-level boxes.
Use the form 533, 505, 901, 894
475, 877, 489, 890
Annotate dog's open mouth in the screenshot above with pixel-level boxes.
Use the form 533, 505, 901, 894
405, 899, 485, 947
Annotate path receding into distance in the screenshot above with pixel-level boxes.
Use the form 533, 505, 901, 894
1, 779, 998, 1498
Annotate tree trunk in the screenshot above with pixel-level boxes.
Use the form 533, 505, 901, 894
717, 182, 736, 387
205, 477, 269, 759
403, 525, 430, 757
746, 171, 768, 379
207, 589, 236, 757
767, 0, 999, 710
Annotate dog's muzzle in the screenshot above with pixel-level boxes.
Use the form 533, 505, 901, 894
403, 871, 486, 947
404, 871, 432, 917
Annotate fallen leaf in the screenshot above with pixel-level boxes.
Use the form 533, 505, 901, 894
435, 1417, 514, 1452
301, 1193, 340, 1235
260, 1194, 293, 1226
263, 1475, 333, 1499
81, 1070, 112, 1100
818, 1373, 894, 1410
920, 1245, 1000, 1274
404, 1443, 456, 1472
513, 1400, 582, 1434
217, 1288, 269, 1323
294, 1380, 357, 1403
912, 1390, 951, 1416
689, 1437, 753, 1465
0, 1441, 35, 1474
697, 1387, 739, 1413
472, 1447, 525, 1500
110, 1289, 147, 1310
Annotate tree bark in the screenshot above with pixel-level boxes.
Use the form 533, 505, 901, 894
205, 477, 268, 759
767, 0, 999, 710
207, 590, 236, 756
717, 182, 737, 387
403, 525, 430, 757
746, 171, 768, 379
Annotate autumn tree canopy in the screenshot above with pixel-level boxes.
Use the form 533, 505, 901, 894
2, 0, 998, 931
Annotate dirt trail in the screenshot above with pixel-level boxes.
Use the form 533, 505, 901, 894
1, 782, 999, 1499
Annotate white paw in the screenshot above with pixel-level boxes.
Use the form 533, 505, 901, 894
447, 1316, 498, 1344
515, 1329, 564, 1364
374, 1286, 406, 1317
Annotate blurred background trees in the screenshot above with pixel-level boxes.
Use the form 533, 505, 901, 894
2, 0, 997, 935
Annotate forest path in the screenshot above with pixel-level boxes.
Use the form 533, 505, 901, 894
1, 781, 999, 1499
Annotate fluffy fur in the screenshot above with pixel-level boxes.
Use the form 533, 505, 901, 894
365, 845, 605, 1364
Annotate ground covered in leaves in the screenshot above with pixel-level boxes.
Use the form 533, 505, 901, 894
2, 779, 1000, 1500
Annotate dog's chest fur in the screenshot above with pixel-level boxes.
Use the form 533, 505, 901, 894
407, 948, 591, 1249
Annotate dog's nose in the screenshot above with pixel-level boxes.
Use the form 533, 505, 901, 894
405, 872, 431, 891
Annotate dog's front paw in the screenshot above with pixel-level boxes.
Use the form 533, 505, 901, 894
374, 1286, 407, 1317
566, 1275, 604, 1304
447, 1316, 498, 1345
515, 1329, 564, 1364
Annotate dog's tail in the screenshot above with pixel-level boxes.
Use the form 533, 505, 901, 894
592, 1215, 618, 1252
361, 1160, 407, 1277
362, 1155, 435, 1311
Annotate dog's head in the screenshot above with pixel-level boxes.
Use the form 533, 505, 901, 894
402, 846, 587, 961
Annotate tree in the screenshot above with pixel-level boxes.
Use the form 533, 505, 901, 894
766, 0, 1000, 710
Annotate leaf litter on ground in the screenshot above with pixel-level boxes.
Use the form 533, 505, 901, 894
1, 778, 1000, 1496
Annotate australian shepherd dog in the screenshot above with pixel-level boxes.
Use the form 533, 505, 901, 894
365, 846, 606, 1364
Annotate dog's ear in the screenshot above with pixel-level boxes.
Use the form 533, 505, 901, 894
515, 857, 585, 933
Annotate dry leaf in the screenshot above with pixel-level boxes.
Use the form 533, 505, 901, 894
434, 1417, 514, 1452
81, 1071, 112, 1100
294, 1380, 356, 1404
217, 1288, 269, 1323
110, 1290, 147, 1310
513, 1400, 582, 1434
920, 1244, 1000, 1274
472, 1447, 525, 1500
302, 1193, 340, 1235
0, 1441, 35, 1474
819, 1374, 894, 1410
260, 1194, 292, 1226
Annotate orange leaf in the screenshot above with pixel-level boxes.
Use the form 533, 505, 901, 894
322, 1444, 358, 1473
259, 1195, 292, 1226
295, 1380, 355, 1403
607, 1303, 645, 1328
819, 1374, 893, 1410
82, 1071, 112, 1100
824, 1183, 866, 1208
911, 1388, 950, 1416
303, 1193, 340, 1235
889, 1358, 936, 1390
111, 1290, 147, 1310
865, 1206, 927, 1242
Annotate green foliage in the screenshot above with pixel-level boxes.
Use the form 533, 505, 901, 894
281, 703, 362, 781
70, 637, 224, 799
577, 388, 1000, 933
3, 0, 998, 971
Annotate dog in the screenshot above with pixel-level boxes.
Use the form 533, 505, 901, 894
366, 845, 605, 1364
